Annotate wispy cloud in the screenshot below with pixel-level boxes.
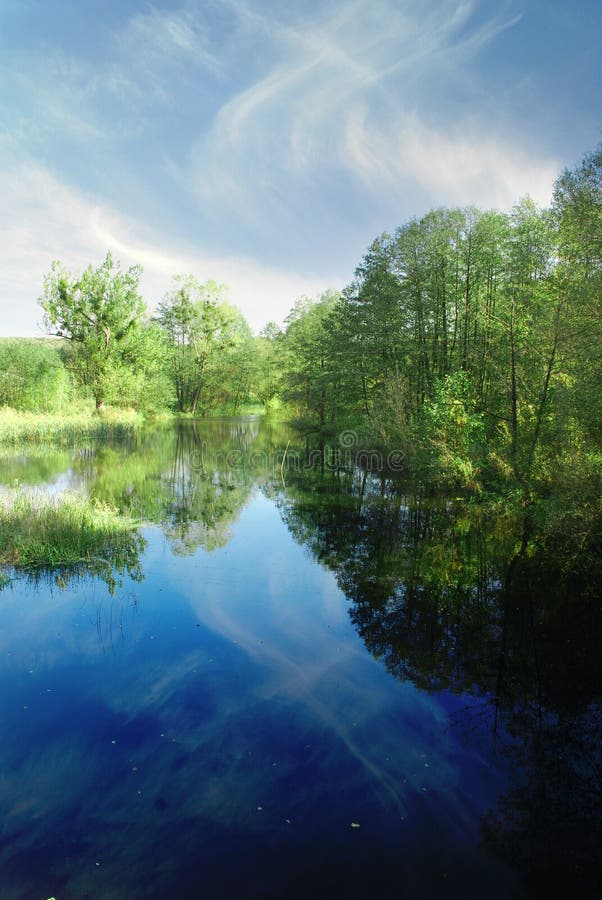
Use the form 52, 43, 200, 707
0, 159, 333, 337
1, 0, 583, 336
118, 4, 222, 83
343, 109, 557, 208
189, 0, 556, 228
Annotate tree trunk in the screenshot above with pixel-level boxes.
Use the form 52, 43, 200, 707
509, 297, 518, 475
526, 303, 561, 479
191, 385, 201, 416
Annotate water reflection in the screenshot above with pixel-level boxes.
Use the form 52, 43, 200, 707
0, 419, 599, 898
20, 531, 146, 596
275, 456, 602, 898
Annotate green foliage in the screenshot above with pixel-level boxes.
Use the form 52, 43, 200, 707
0, 339, 71, 412
0, 406, 142, 445
367, 370, 416, 463
210, 306, 257, 412
39, 252, 146, 409
0, 490, 144, 592
104, 322, 174, 412
552, 146, 602, 444
280, 291, 343, 427
418, 371, 484, 487
157, 275, 252, 413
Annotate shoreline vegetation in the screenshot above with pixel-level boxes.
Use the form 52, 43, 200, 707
0, 490, 139, 566
0, 403, 271, 445
0, 405, 145, 445
0, 490, 144, 589
0, 143, 600, 573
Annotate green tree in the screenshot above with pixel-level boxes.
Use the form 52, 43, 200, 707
211, 307, 257, 412
39, 252, 145, 410
341, 233, 405, 424
157, 276, 244, 414
552, 146, 602, 447
481, 198, 557, 482
104, 321, 174, 412
281, 292, 342, 429
252, 323, 284, 412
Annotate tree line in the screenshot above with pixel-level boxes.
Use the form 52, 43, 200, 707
2, 144, 600, 492
275, 144, 601, 494
28, 262, 257, 415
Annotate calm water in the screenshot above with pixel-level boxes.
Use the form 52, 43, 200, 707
0, 419, 600, 899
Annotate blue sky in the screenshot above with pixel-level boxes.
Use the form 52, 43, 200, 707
0, 0, 600, 334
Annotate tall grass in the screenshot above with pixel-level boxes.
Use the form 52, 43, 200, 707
0, 490, 140, 568
0, 406, 144, 445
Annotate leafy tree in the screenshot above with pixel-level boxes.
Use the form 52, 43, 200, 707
211, 308, 256, 412
552, 145, 602, 447
104, 321, 174, 413
281, 291, 342, 429
39, 252, 145, 410
252, 323, 284, 412
482, 198, 557, 481
418, 370, 484, 487
340, 234, 405, 423
157, 276, 244, 413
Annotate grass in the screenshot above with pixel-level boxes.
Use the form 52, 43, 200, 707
0, 490, 140, 569
0, 405, 145, 445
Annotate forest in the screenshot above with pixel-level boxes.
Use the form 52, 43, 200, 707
2, 145, 600, 509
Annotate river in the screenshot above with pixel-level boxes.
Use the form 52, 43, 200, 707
0, 418, 599, 899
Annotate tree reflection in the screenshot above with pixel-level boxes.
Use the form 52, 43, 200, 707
153, 418, 295, 554
4, 529, 146, 596
161, 421, 255, 554
275, 453, 602, 896
79, 418, 291, 558
482, 545, 602, 899
1, 418, 294, 592
58, 419, 267, 555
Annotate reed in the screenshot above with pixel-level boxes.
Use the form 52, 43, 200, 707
0, 490, 139, 568
0, 406, 144, 446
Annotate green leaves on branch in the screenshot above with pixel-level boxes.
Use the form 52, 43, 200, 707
39, 252, 145, 410
156, 275, 252, 414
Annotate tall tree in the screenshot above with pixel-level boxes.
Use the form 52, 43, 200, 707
552, 146, 602, 446
157, 276, 243, 414
39, 252, 145, 410
252, 323, 284, 412
281, 292, 342, 429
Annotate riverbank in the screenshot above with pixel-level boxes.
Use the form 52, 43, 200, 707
0, 404, 275, 445
0, 490, 140, 570
0, 406, 162, 445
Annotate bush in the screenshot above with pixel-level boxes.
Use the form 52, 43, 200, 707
418, 372, 484, 489
0, 339, 71, 412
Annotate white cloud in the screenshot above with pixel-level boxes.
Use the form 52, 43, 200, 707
0, 162, 336, 337
343, 109, 558, 209
0, 0, 563, 331
119, 5, 221, 76
189, 0, 556, 225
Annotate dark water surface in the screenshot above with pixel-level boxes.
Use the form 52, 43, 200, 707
0, 419, 600, 899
